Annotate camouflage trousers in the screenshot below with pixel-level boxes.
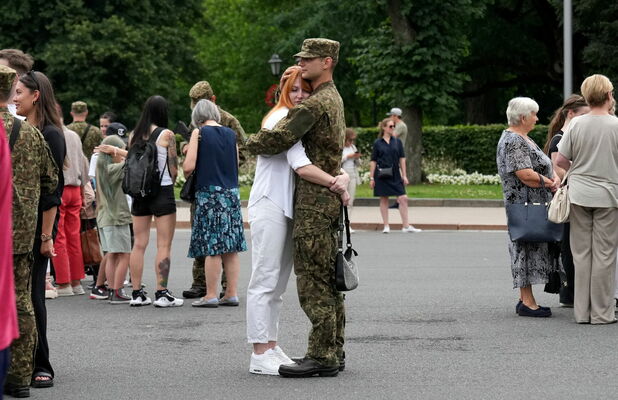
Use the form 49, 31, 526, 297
7, 253, 37, 386
190, 201, 227, 290
294, 210, 345, 367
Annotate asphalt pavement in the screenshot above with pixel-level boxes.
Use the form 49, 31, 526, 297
32, 230, 618, 400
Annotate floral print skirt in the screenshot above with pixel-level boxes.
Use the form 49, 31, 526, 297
188, 186, 247, 257
507, 239, 551, 289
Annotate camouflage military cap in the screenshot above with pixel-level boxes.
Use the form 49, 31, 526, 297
189, 81, 214, 103
0, 64, 17, 92
294, 38, 340, 63
71, 101, 88, 114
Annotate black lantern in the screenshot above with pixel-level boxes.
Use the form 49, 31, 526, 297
268, 53, 283, 76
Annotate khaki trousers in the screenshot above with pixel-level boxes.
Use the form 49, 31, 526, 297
570, 204, 618, 324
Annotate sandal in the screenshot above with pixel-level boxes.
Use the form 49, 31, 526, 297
4, 382, 30, 397
31, 371, 54, 388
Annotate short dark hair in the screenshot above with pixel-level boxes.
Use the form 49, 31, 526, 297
0, 49, 34, 75
100, 111, 117, 123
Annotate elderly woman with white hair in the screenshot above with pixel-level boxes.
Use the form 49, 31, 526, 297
496, 97, 560, 318
183, 99, 247, 308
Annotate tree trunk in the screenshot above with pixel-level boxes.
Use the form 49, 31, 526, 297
403, 106, 423, 184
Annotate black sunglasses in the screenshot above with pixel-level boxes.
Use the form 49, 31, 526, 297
26, 70, 40, 90
387, 124, 395, 128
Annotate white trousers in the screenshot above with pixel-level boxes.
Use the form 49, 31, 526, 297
246, 197, 294, 343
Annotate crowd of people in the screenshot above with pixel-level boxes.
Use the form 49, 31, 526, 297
497, 74, 618, 322
3, 34, 614, 399
0, 38, 369, 398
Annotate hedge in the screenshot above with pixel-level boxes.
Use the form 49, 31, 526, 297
352, 124, 549, 175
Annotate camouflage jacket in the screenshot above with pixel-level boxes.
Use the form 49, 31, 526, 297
245, 81, 345, 230
66, 121, 103, 160
1, 107, 59, 254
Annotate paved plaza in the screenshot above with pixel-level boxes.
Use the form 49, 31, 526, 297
35, 230, 618, 400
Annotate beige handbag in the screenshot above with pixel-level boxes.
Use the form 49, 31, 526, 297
548, 172, 570, 223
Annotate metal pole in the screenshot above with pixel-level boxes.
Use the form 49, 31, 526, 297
564, 0, 572, 99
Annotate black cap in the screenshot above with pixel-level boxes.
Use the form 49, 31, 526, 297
107, 122, 128, 137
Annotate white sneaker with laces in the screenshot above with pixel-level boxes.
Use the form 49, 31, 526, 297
402, 225, 422, 233
249, 349, 283, 375
272, 346, 294, 364
382, 226, 390, 234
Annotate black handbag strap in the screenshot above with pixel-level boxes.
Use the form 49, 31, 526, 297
338, 204, 352, 250
9, 118, 21, 151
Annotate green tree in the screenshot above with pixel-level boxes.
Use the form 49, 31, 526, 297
0, 0, 205, 126
352, 0, 487, 183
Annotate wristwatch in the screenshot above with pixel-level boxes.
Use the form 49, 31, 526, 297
41, 233, 53, 242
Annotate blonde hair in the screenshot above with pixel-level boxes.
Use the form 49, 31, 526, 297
262, 68, 312, 127
377, 118, 392, 138
581, 74, 613, 107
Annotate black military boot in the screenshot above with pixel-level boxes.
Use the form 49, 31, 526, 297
279, 357, 339, 378
182, 286, 206, 299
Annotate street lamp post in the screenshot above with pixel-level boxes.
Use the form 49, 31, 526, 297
564, 0, 572, 100
268, 53, 283, 77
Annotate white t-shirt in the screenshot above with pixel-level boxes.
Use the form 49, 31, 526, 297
341, 144, 358, 170
248, 107, 312, 219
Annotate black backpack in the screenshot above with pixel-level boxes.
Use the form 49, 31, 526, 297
122, 127, 166, 199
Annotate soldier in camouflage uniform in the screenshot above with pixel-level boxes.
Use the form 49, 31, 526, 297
0, 65, 58, 396
182, 81, 247, 299
245, 39, 346, 377
66, 101, 103, 160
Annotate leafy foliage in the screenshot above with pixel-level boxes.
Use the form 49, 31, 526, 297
353, 124, 548, 175
0, 0, 204, 126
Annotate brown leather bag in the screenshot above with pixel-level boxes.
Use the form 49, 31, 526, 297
80, 221, 102, 265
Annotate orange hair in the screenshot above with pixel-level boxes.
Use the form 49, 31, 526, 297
262, 68, 312, 127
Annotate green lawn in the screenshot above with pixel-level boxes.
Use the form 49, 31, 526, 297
176, 184, 502, 201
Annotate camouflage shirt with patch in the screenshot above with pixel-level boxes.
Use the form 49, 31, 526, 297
66, 121, 103, 160
1, 107, 59, 254
245, 81, 346, 235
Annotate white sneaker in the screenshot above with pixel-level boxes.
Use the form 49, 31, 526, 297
72, 284, 85, 295
153, 290, 184, 307
272, 346, 294, 364
349, 228, 356, 234
382, 226, 390, 234
129, 289, 152, 307
249, 349, 283, 375
402, 225, 422, 233
57, 286, 74, 297
45, 288, 58, 299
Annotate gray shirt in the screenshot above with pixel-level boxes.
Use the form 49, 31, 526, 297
394, 120, 407, 147
558, 114, 618, 208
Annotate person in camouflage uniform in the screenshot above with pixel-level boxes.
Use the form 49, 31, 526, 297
67, 101, 103, 160
0, 65, 58, 396
182, 81, 247, 299
245, 38, 346, 377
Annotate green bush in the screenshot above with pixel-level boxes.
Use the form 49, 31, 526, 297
351, 124, 548, 175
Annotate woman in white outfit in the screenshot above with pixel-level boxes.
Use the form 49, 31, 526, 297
341, 128, 360, 231
246, 67, 349, 375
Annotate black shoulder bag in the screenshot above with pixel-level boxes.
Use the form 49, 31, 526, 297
505, 173, 563, 242
335, 205, 359, 291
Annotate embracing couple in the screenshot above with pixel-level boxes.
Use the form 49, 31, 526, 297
245, 38, 348, 378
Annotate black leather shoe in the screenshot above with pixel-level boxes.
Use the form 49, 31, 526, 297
291, 355, 345, 371
518, 304, 552, 317
182, 286, 205, 299
279, 358, 339, 378
4, 382, 30, 398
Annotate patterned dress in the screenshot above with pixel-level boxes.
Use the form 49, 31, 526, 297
496, 130, 554, 288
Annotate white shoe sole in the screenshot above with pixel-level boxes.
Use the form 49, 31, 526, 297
45, 290, 58, 299
129, 300, 152, 307
153, 300, 184, 308
249, 367, 279, 376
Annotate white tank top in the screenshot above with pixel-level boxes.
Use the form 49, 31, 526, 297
156, 129, 173, 186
